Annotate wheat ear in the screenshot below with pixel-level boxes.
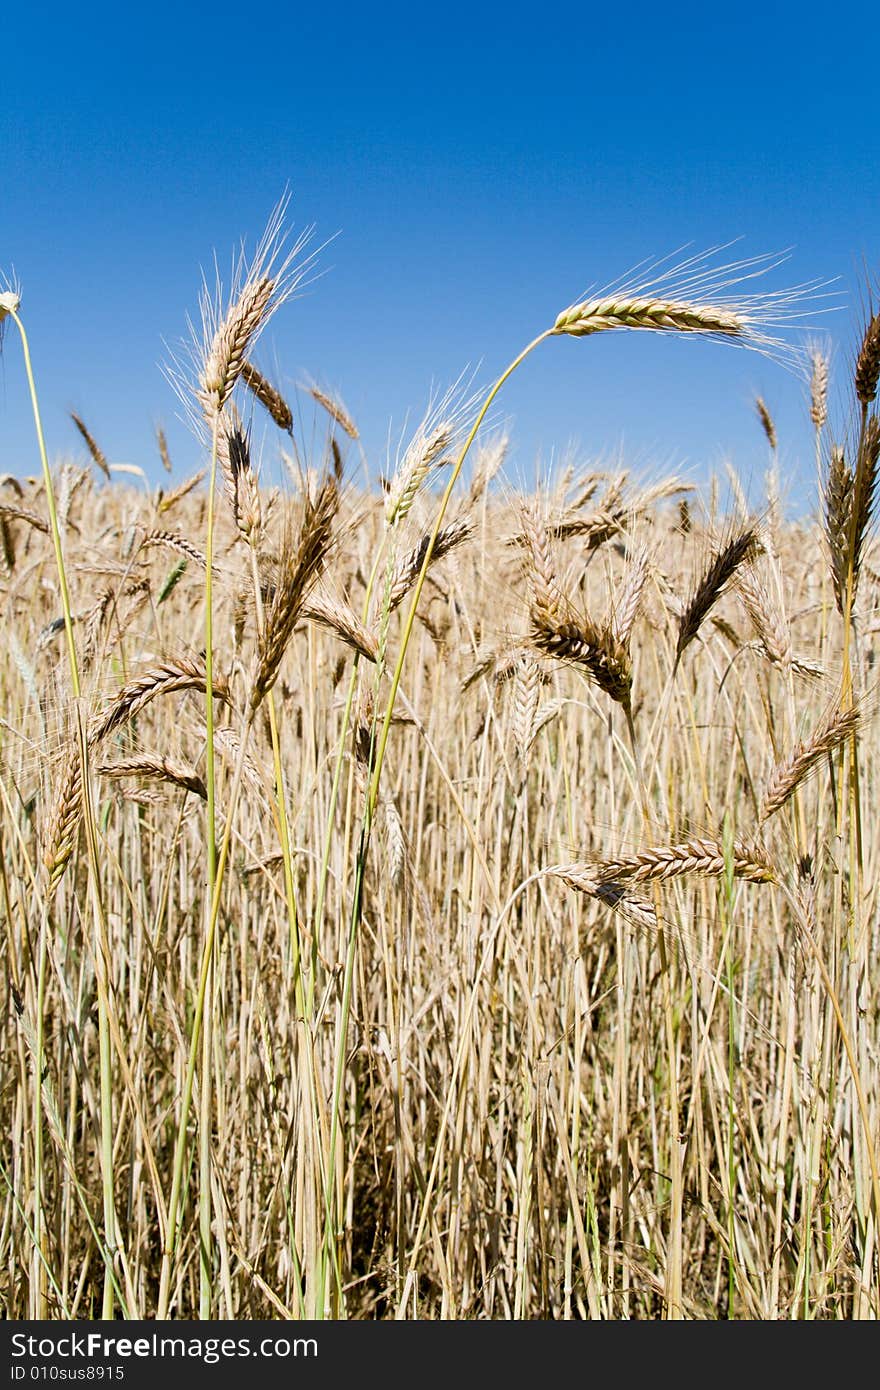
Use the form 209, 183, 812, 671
252, 471, 339, 708
554, 296, 744, 338
674, 525, 759, 668
855, 310, 880, 406
755, 397, 778, 450
241, 360, 293, 433
761, 704, 861, 820
587, 837, 776, 886
307, 384, 360, 440
531, 611, 632, 708
157, 470, 207, 514
97, 756, 208, 801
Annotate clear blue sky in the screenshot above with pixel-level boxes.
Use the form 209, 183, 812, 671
2, 1, 877, 514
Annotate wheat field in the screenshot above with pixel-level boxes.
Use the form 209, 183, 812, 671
0, 238, 878, 1321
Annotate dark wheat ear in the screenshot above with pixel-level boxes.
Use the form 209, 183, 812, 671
241, 360, 294, 433
855, 310, 880, 407
218, 421, 262, 542
251, 469, 340, 710
755, 397, 777, 450
530, 610, 632, 709
674, 524, 759, 670
824, 444, 853, 614
156, 426, 173, 473
70, 413, 111, 480
850, 415, 880, 603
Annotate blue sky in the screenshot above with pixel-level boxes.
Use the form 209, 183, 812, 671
2, 2, 877, 513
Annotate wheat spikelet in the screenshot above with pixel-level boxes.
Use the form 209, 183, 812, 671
675, 525, 759, 667
97, 755, 208, 800
755, 397, 777, 450
594, 836, 776, 885
79, 582, 149, 669
241, 360, 293, 433
467, 436, 508, 505
384, 422, 454, 526
199, 276, 275, 420
761, 703, 860, 820
70, 412, 111, 480
551, 865, 657, 929
176, 198, 315, 432
855, 310, 880, 406
0, 515, 14, 575
80, 588, 117, 669
0, 288, 21, 321
542, 507, 627, 549
552, 248, 823, 363
307, 384, 359, 440
461, 642, 549, 692
381, 796, 406, 887
210, 724, 267, 800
